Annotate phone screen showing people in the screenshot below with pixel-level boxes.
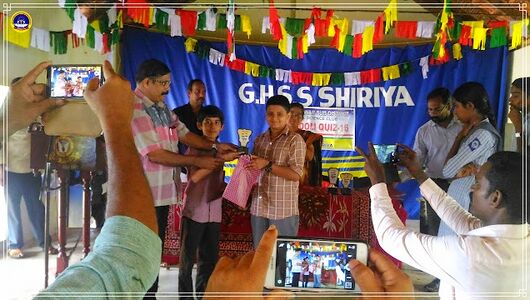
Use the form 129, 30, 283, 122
274, 239, 364, 291
373, 144, 397, 164
48, 65, 102, 99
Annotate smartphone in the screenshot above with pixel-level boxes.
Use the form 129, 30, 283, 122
373, 144, 398, 164
47, 64, 103, 99
265, 237, 368, 293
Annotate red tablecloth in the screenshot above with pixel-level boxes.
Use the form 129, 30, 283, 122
162, 186, 405, 266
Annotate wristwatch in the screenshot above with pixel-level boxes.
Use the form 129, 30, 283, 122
264, 161, 273, 172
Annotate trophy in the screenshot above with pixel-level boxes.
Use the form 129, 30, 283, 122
339, 172, 353, 195
237, 129, 253, 154
327, 168, 339, 194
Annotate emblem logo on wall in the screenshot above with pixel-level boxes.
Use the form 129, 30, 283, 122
11, 11, 32, 32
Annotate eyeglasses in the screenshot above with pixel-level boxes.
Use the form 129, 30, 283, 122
153, 79, 171, 87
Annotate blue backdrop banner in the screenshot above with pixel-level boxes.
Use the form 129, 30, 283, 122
121, 27, 509, 219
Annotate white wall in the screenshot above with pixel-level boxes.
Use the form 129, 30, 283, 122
2, 6, 113, 248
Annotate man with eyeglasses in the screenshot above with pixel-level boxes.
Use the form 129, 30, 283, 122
173, 79, 206, 154
412, 87, 462, 292
131, 59, 238, 299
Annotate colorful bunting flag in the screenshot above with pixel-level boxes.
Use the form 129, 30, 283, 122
452, 43, 463, 60
472, 28, 488, 50
384, 0, 398, 33
226, 0, 236, 61
382, 65, 400, 80
489, 27, 507, 48
396, 21, 418, 39
361, 26, 374, 55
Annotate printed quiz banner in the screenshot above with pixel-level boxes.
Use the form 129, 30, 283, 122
302, 108, 355, 151
121, 28, 508, 218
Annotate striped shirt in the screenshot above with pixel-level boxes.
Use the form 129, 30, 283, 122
131, 90, 189, 207
250, 127, 305, 219
438, 120, 499, 236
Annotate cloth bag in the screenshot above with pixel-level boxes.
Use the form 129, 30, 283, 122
222, 155, 261, 208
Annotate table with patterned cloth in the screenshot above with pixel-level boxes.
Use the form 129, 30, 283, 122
162, 185, 405, 266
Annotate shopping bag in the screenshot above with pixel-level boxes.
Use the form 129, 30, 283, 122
222, 155, 262, 209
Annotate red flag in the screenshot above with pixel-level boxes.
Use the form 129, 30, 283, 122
353, 34, 363, 58
373, 14, 385, 43
224, 56, 246, 72
487, 20, 509, 32
102, 33, 111, 54
330, 25, 341, 49
396, 21, 418, 39
314, 18, 327, 36
310, 7, 322, 19
360, 69, 381, 84
179, 10, 198, 36
459, 25, 472, 46
291, 71, 313, 85
269, 0, 283, 40
126, 0, 151, 28
297, 37, 305, 59
324, 10, 334, 34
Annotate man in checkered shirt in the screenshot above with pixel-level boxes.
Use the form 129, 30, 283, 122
247, 95, 306, 248
130, 59, 236, 298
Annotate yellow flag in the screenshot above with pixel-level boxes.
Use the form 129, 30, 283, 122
382, 65, 400, 80
5, 25, 31, 48
509, 19, 528, 50
472, 28, 488, 50
328, 18, 349, 37
149, 7, 155, 26
116, 10, 124, 29
362, 26, 374, 54
278, 23, 289, 56
453, 43, 463, 60
241, 15, 252, 38
462, 21, 484, 37
184, 38, 198, 52
90, 20, 101, 33
312, 73, 332, 86
245, 62, 260, 76
384, 0, 398, 33
302, 34, 309, 54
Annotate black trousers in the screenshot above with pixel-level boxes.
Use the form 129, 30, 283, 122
178, 217, 221, 300
144, 205, 170, 299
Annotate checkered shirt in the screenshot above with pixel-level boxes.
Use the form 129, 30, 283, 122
250, 127, 305, 219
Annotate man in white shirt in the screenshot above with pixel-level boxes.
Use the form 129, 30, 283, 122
357, 142, 528, 299
413, 87, 461, 291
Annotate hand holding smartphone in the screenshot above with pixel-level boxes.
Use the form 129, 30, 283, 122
47, 64, 103, 99
43, 64, 104, 137
265, 237, 368, 293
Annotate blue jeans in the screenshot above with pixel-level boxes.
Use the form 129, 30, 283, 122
7, 172, 45, 249
250, 215, 299, 248
313, 274, 321, 288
